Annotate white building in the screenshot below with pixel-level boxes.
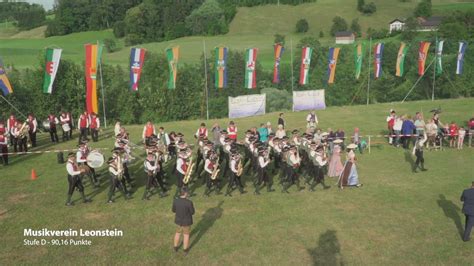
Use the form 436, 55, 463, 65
389, 19, 405, 33
335, 31, 355, 44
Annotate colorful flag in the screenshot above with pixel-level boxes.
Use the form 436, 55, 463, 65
85, 43, 103, 114
0, 59, 13, 95
456, 42, 467, 75
215, 47, 228, 89
166, 47, 179, 89
129, 47, 146, 91
244, 48, 258, 89
43, 48, 62, 94
327, 47, 340, 84
299, 46, 313, 85
374, 43, 384, 79
354, 43, 363, 80
418, 41, 431, 76
273, 43, 284, 84
435, 40, 444, 75
395, 42, 408, 77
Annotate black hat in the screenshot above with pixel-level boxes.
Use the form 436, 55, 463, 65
67, 152, 75, 158
282, 136, 289, 140
292, 129, 299, 134
221, 130, 228, 134
282, 146, 290, 152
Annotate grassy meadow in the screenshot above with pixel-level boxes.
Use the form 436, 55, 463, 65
0, 98, 473, 264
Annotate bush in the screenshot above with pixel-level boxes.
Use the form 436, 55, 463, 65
414, 1, 432, 18
319, 31, 324, 38
125, 33, 143, 46
45, 20, 65, 37
367, 28, 388, 39
362, 2, 377, 14
274, 34, 286, 45
104, 39, 117, 53
330, 16, 348, 36
113, 21, 126, 38
295, 19, 309, 33
262, 88, 292, 113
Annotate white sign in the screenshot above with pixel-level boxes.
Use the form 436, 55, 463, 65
292, 90, 326, 112
228, 94, 266, 119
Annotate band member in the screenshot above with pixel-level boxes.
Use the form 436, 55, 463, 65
309, 145, 330, 191
227, 121, 238, 141
176, 150, 190, 197
114, 146, 134, 187
66, 111, 74, 139
143, 152, 167, 200
142, 121, 156, 145
255, 148, 273, 195
412, 134, 428, 173
338, 144, 362, 189
0, 120, 5, 135
27, 114, 37, 147
158, 127, 170, 146
78, 111, 90, 144
90, 112, 100, 142
195, 123, 208, 139
7, 113, 16, 146
107, 156, 131, 203
0, 131, 8, 165
195, 136, 206, 180
282, 145, 303, 193
76, 142, 99, 187
225, 150, 245, 196
306, 111, 318, 129
65, 152, 91, 206
204, 150, 221, 196
48, 112, 59, 143
59, 111, 71, 141
13, 121, 28, 153
114, 120, 121, 136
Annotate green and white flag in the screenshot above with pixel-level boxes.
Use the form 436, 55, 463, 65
435, 40, 444, 75
43, 48, 62, 94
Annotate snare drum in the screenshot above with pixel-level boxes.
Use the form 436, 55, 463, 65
86, 151, 105, 168
62, 123, 71, 132
42, 120, 51, 132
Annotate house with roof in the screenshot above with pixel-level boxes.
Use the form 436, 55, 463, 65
417, 16, 443, 31
335, 31, 355, 44
389, 18, 405, 33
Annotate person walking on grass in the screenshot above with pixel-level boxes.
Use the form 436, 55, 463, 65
173, 188, 195, 255
461, 181, 474, 242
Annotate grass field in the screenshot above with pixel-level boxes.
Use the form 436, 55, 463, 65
1, 98, 473, 264
1, 0, 472, 69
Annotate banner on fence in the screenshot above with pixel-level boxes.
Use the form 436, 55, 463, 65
228, 94, 266, 119
292, 89, 326, 112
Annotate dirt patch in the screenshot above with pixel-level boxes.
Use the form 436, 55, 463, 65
84, 212, 108, 220
8, 193, 28, 204
0, 208, 8, 220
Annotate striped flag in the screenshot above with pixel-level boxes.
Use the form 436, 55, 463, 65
85, 43, 103, 114
418, 41, 431, 76
215, 47, 228, 89
0, 59, 13, 95
129, 47, 146, 91
327, 47, 340, 84
244, 48, 258, 89
299, 46, 313, 85
435, 40, 444, 75
166, 47, 179, 89
374, 43, 384, 79
456, 42, 467, 75
395, 42, 408, 77
354, 43, 363, 80
273, 43, 284, 84
43, 48, 62, 94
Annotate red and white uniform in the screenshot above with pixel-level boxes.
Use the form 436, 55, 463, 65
227, 126, 237, 140
142, 124, 156, 139
79, 114, 90, 129
0, 134, 7, 146
7, 116, 16, 134
76, 147, 89, 163
60, 114, 70, 125
0, 122, 5, 134
204, 158, 215, 174
176, 157, 188, 175
195, 127, 208, 138
28, 117, 37, 133
48, 115, 59, 128
66, 160, 81, 176
90, 116, 100, 129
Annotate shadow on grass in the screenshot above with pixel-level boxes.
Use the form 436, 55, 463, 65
189, 201, 224, 250
307, 230, 344, 266
437, 194, 464, 240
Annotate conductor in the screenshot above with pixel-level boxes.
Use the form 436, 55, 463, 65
172, 188, 195, 254
461, 181, 474, 242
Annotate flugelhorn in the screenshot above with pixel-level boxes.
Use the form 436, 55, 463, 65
183, 158, 194, 184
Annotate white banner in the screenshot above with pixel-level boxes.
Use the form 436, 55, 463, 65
292, 89, 326, 111
228, 94, 266, 119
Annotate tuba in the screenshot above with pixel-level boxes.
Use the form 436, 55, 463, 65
18, 122, 29, 139
183, 157, 194, 184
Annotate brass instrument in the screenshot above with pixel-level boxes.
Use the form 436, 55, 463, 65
236, 157, 243, 177
17, 122, 29, 139
183, 157, 194, 184
211, 166, 220, 180
116, 154, 124, 180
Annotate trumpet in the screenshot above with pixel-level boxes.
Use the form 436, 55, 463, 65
183, 158, 194, 184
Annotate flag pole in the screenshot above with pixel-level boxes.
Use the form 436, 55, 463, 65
98, 41, 107, 128
432, 36, 437, 101
0, 94, 28, 120
402, 58, 435, 103
366, 37, 372, 106
203, 39, 209, 120
290, 37, 295, 111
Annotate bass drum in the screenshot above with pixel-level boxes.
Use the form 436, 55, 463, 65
62, 123, 71, 132
42, 120, 51, 132
86, 151, 105, 168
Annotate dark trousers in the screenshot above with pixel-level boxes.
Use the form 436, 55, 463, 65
29, 131, 36, 147
402, 136, 411, 149
62, 129, 70, 141
14, 137, 27, 153
12, 137, 18, 152
50, 127, 59, 142
415, 149, 425, 169
256, 167, 272, 192
0, 145, 8, 165
79, 127, 88, 143
108, 174, 127, 201
91, 128, 99, 142
464, 214, 473, 241
205, 172, 220, 195
226, 172, 244, 194
67, 175, 84, 195
68, 123, 73, 138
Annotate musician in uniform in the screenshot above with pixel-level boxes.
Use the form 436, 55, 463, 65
66, 111, 74, 139
255, 148, 273, 195
227, 121, 238, 142
225, 150, 245, 196
107, 156, 131, 203
113, 146, 134, 188
142, 121, 156, 146
309, 145, 330, 191
412, 134, 428, 173
65, 152, 91, 206
27, 114, 37, 147
0, 120, 5, 135
203, 150, 221, 196
7, 113, 16, 146
76, 142, 99, 187
175, 149, 191, 198
282, 145, 303, 193
47, 112, 59, 143
0, 131, 8, 165
90, 112, 100, 142
59, 111, 71, 141
195, 123, 208, 139
306, 111, 318, 129
143, 152, 167, 200
13, 121, 28, 153
78, 111, 90, 144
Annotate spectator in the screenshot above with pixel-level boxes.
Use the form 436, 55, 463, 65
306, 111, 318, 129
266, 122, 273, 135
211, 123, 221, 146
275, 124, 286, 139
468, 117, 474, 147
401, 115, 416, 149
393, 116, 403, 147
258, 123, 269, 143
172, 188, 195, 255
458, 127, 466, 150
425, 119, 438, 149
414, 112, 425, 136
386, 109, 396, 145
449, 121, 458, 148
278, 113, 285, 129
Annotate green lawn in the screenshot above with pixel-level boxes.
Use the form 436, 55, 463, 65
1, 98, 473, 264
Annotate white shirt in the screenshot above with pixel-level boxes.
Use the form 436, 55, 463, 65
0, 135, 7, 145
114, 123, 121, 136
230, 159, 238, 173
109, 165, 120, 176
76, 149, 87, 163
176, 158, 187, 175
258, 156, 269, 168
195, 128, 208, 138
60, 115, 70, 124
28, 118, 37, 133
306, 113, 318, 124
204, 159, 214, 174
144, 160, 158, 173
393, 118, 403, 131
315, 154, 327, 166
66, 161, 81, 176
276, 129, 286, 139
288, 153, 300, 165
158, 132, 170, 145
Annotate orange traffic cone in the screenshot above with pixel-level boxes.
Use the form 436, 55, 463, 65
31, 169, 38, 180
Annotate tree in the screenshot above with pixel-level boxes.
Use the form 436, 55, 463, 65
357, 0, 365, 12
185, 0, 227, 35
295, 19, 309, 33
350, 18, 361, 36
362, 2, 376, 14
113, 21, 126, 38
400, 17, 418, 41
330, 16, 348, 36
274, 33, 285, 45
414, 1, 432, 18
319, 30, 324, 38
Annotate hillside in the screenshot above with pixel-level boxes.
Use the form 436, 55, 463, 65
1, 0, 473, 69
